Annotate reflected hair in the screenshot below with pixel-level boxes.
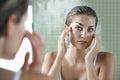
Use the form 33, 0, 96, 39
65, 6, 98, 27
0, 0, 29, 36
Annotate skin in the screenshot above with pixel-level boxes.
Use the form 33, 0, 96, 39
42, 15, 115, 80
0, 13, 27, 59
0, 12, 54, 80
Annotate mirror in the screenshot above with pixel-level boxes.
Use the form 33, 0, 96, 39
32, 0, 120, 80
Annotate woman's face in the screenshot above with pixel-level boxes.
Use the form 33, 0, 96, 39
69, 15, 96, 50
3, 12, 27, 59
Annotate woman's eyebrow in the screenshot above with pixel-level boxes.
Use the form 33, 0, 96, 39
76, 22, 83, 26
89, 26, 94, 28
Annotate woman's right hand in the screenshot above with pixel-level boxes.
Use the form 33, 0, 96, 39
22, 31, 45, 72
57, 26, 71, 57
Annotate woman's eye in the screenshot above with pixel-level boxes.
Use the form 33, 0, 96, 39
75, 26, 82, 31
88, 28, 94, 32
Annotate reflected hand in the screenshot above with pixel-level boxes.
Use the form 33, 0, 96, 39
57, 27, 71, 57
85, 34, 100, 62
22, 31, 45, 72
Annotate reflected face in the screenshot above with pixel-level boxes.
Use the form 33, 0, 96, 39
69, 15, 96, 50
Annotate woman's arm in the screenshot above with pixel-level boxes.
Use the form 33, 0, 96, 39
42, 27, 71, 80
85, 59, 99, 80
42, 52, 63, 80
98, 52, 114, 80
85, 34, 114, 80
85, 52, 114, 80
41, 52, 57, 74
85, 34, 100, 80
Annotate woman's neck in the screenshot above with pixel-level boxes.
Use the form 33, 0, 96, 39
65, 44, 89, 64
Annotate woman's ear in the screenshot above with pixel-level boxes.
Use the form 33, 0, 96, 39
5, 14, 17, 36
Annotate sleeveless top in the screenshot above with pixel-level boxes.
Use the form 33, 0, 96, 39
13, 70, 21, 80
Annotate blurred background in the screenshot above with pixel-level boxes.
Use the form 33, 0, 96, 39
0, 0, 119, 80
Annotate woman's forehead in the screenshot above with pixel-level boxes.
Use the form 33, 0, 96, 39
70, 15, 96, 27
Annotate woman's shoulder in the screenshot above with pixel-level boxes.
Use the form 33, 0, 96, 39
42, 51, 58, 73
97, 52, 114, 65
98, 52, 114, 60
44, 51, 57, 62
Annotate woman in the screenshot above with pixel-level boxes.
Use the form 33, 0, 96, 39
0, 0, 55, 80
42, 6, 115, 80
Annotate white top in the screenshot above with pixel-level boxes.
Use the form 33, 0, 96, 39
13, 70, 22, 80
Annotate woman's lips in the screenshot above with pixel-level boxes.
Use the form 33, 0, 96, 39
78, 40, 88, 43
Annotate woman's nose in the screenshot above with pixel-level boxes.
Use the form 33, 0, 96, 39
81, 30, 88, 38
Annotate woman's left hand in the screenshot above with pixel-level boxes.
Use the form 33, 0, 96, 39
57, 27, 71, 57
85, 34, 100, 62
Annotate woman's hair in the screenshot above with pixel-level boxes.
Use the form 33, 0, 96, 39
65, 6, 98, 27
0, 0, 29, 36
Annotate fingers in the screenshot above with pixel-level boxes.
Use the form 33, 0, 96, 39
31, 32, 44, 66
25, 31, 45, 71
57, 27, 71, 57
58, 27, 71, 47
21, 52, 30, 71
61, 27, 71, 39
85, 34, 100, 60
88, 34, 100, 59
93, 34, 100, 51
59, 27, 71, 45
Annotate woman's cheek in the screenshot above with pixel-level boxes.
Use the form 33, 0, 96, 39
70, 31, 77, 45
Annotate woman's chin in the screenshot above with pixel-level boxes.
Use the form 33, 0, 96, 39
76, 45, 88, 50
